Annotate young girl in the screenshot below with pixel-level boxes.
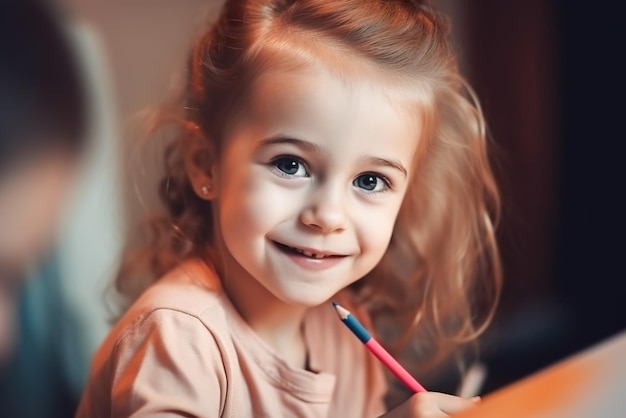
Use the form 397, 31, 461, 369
77, 0, 502, 416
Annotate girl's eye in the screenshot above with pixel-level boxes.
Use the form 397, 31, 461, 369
353, 173, 389, 193
272, 157, 308, 177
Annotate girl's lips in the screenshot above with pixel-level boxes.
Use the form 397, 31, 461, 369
272, 241, 346, 271
272, 241, 342, 259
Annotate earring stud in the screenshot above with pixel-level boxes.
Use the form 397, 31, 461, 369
201, 185, 211, 195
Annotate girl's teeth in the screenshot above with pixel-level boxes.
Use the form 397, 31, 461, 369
296, 248, 325, 259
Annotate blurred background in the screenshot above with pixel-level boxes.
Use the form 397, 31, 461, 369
443, 0, 626, 395
1, 0, 624, 416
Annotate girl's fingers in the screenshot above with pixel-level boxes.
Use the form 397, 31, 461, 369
411, 392, 481, 416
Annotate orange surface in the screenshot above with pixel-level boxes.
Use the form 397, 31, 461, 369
455, 330, 626, 418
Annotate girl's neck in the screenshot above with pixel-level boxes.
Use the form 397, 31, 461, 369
212, 251, 310, 369
232, 286, 307, 343
228, 281, 309, 369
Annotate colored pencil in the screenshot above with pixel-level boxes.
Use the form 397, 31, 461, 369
332, 301, 427, 393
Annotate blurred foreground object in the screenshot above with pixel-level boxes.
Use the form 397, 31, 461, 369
0, 0, 124, 416
0, 0, 88, 363
455, 330, 626, 418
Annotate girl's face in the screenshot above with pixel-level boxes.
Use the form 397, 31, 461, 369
208, 63, 422, 308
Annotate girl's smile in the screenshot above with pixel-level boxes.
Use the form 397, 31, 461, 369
271, 240, 347, 271
272, 240, 345, 259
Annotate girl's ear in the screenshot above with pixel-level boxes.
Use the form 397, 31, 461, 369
182, 127, 218, 200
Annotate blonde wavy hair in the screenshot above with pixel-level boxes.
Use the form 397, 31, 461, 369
116, 0, 502, 372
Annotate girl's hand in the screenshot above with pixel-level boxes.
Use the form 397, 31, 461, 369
379, 392, 481, 418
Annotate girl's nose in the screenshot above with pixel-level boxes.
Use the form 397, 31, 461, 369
299, 186, 348, 233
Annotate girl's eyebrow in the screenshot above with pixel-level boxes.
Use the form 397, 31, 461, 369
258, 136, 323, 153
362, 157, 407, 177
259, 136, 407, 177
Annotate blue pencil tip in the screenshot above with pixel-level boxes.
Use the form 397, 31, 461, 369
331, 300, 338, 307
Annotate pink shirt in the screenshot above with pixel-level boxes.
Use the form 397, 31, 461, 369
76, 261, 388, 417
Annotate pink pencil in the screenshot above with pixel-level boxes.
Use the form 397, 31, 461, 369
332, 301, 427, 393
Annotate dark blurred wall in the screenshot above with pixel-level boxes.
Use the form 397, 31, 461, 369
466, 0, 561, 315
460, 0, 626, 393
552, 0, 626, 351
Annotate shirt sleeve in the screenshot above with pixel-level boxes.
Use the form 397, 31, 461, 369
109, 308, 227, 417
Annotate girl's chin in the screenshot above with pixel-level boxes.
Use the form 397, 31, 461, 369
274, 289, 339, 309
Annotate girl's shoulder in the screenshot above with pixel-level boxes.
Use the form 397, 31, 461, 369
105, 258, 229, 349
79, 260, 231, 417
128, 258, 224, 318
